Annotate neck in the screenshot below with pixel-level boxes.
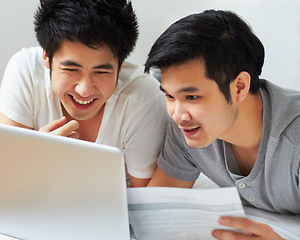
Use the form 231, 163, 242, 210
226, 91, 263, 150
62, 105, 105, 142
224, 92, 263, 176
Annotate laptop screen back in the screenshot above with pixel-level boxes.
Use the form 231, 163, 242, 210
0, 124, 130, 240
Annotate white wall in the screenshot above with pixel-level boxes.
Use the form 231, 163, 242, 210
129, 0, 300, 90
1, 0, 300, 90
0, 0, 39, 81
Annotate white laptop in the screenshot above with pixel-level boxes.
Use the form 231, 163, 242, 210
0, 124, 130, 240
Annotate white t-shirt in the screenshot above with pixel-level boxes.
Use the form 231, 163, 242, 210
0, 47, 169, 179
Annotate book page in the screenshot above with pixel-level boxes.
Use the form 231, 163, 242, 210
127, 187, 244, 240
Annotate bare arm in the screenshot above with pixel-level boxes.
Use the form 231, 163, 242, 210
0, 112, 79, 139
147, 166, 195, 188
0, 112, 32, 129
129, 175, 151, 188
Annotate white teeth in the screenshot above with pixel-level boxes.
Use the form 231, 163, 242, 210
181, 127, 198, 131
73, 96, 94, 105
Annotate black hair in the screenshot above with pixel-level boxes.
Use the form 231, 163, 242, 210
145, 10, 265, 102
34, 0, 138, 68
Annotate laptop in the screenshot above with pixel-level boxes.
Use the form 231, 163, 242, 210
0, 123, 130, 240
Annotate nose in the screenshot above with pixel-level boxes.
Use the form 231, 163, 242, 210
75, 76, 95, 97
170, 102, 191, 124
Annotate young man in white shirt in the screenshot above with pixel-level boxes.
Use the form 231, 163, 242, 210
0, 0, 169, 187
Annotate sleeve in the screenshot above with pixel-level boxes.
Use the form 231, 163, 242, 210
0, 49, 35, 128
158, 119, 201, 181
123, 94, 169, 179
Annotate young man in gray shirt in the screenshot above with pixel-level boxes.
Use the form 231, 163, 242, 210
145, 10, 300, 239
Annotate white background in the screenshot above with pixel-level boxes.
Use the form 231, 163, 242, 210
1, 0, 299, 90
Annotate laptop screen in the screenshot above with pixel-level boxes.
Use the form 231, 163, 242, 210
0, 124, 130, 240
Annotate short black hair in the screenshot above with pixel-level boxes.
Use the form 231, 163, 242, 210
145, 10, 265, 102
34, 0, 138, 67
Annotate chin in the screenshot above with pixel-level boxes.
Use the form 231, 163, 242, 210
185, 138, 212, 149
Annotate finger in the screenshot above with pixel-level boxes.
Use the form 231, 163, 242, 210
39, 117, 67, 133
52, 120, 79, 137
218, 216, 279, 239
67, 131, 80, 139
212, 229, 252, 240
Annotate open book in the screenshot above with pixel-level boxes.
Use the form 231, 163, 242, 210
127, 187, 244, 240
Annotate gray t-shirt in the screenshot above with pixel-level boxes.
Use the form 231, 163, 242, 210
158, 80, 300, 214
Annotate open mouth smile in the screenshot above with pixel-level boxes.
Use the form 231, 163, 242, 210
180, 126, 201, 136
72, 96, 95, 105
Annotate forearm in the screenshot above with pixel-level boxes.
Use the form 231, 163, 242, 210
147, 166, 194, 188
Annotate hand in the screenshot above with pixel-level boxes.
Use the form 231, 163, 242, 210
212, 216, 286, 240
39, 117, 80, 139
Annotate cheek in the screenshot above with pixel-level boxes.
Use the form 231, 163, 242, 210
96, 78, 117, 95
204, 107, 224, 126
190, 105, 207, 121
51, 74, 74, 96
166, 101, 174, 117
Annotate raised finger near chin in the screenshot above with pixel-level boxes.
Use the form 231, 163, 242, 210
68, 131, 80, 139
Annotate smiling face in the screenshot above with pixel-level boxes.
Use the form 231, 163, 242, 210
43, 40, 120, 122
160, 59, 239, 148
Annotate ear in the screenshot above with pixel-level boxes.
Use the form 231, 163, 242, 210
42, 49, 50, 69
231, 71, 251, 103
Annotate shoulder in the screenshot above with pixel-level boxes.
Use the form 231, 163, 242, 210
280, 115, 300, 146
9, 46, 44, 69
115, 60, 163, 105
263, 80, 300, 114
263, 80, 300, 144
5, 46, 46, 84
104, 60, 168, 134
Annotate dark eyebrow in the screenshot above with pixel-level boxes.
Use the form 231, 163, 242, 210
60, 61, 114, 70
159, 85, 166, 92
92, 63, 114, 70
178, 86, 199, 93
159, 85, 199, 94
60, 60, 81, 67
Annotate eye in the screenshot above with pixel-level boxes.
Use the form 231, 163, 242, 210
186, 95, 198, 100
62, 68, 78, 72
165, 93, 174, 99
95, 71, 109, 74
